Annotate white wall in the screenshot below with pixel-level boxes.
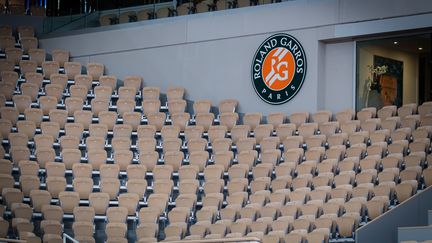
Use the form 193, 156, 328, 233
36, 0, 432, 115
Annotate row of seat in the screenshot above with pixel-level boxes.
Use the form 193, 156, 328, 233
99, 0, 275, 26
1, 35, 432, 243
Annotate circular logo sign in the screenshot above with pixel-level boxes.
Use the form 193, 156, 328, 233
251, 33, 307, 105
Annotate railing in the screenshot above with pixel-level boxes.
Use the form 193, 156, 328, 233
63, 233, 79, 243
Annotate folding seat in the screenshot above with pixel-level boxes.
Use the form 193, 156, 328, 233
90, 98, 108, 117
20, 37, 38, 53
98, 164, 119, 180
0, 119, 12, 139
189, 150, 210, 172
395, 181, 417, 203
178, 166, 198, 182
297, 123, 319, 139
230, 125, 249, 144
122, 112, 141, 131
142, 87, 160, 100
41, 121, 60, 140
46, 176, 67, 198
136, 224, 159, 242
227, 177, 249, 195
64, 62, 82, 80
243, 112, 262, 132
218, 99, 238, 113
107, 207, 128, 227
171, 112, 191, 132
139, 150, 159, 172
147, 193, 169, 215
99, 178, 120, 200
381, 118, 398, 132
0, 36, 14, 52
167, 99, 186, 114
59, 135, 79, 151
125, 178, 147, 200
203, 179, 225, 195
34, 147, 54, 169
6, 47, 23, 65
74, 74, 93, 90
29, 189, 52, 213
1, 107, 19, 125
86, 136, 105, 152
186, 138, 206, 153
9, 132, 29, 148
391, 127, 411, 142
94, 85, 113, 102
365, 199, 386, 221
112, 124, 132, 139
332, 215, 357, 238
219, 112, 239, 131
401, 115, 420, 131
147, 112, 166, 131
71, 163, 92, 179
10, 146, 31, 166
114, 150, 133, 171
73, 221, 94, 238
305, 135, 326, 150
283, 136, 303, 150
45, 162, 65, 178
87, 193, 110, 216
118, 87, 137, 102
122, 75, 142, 92
41, 204, 63, 222
193, 99, 212, 115
39, 96, 58, 116
50, 49, 69, 68
46, 110, 66, 130
2, 187, 23, 209
62, 148, 82, 169
106, 222, 128, 240
161, 125, 180, 140
211, 138, 231, 153
16, 120, 36, 139
141, 99, 160, 118
86, 63, 104, 81
195, 112, 215, 132
34, 134, 54, 150
71, 176, 94, 199
19, 84, 38, 104
0, 82, 15, 101
260, 148, 281, 165
409, 138, 430, 153
136, 137, 157, 153
41, 61, 60, 79
19, 60, 37, 77
1, 71, 19, 85
0, 159, 13, 175
87, 124, 108, 139
12, 202, 33, 221
236, 137, 256, 152
163, 150, 184, 171
112, 137, 131, 152
98, 111, 117, 131
40, 219, 63, 236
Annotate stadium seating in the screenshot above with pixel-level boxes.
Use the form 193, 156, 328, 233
0, 24, 431, 243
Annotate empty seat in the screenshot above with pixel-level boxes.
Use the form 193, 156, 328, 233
87, 63, 104, 80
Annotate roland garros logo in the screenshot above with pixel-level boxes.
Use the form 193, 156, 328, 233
251, 33, 307, 105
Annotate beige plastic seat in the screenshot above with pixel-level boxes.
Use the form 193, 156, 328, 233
72, 163, 93, 178
123, 75, 142, 92
147, 112, 166, 131
58, 191, 80, 214
171, 112, 191, 131
61, 149, 81, 169
6, 47, 23, 65
29, 189, 52, 212
51, 49, 69, 67
193, 99, 212, 115
19, 60, 37, 77
195, 112, 215, 132
107, 206, 128, 223
167, 99, 187, 114
89, 192, 110, 215
64, 62, 82, 80
73, 221, 94, 238
87, 63, 104, 81
86, 136, 105, 151
48, 109, 67, 129
41, 61, 60, 79
95, 84, 113, 100
126, 178, 147, 199
123, 112, 141, 131
75, 74, 93, 90
142, 86, 160, 100
114, 150, 133, 171
142, 99, 161, 117
73, 177, 94, 199
91, 98, 109, 116
100, 178, 120, 200
218, 99, 238, 113
20, 37, 38, 53
35, 148, 55, 169
46, 176, 67, 198
59, 135, 80, 150
99, 111, 118, 130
